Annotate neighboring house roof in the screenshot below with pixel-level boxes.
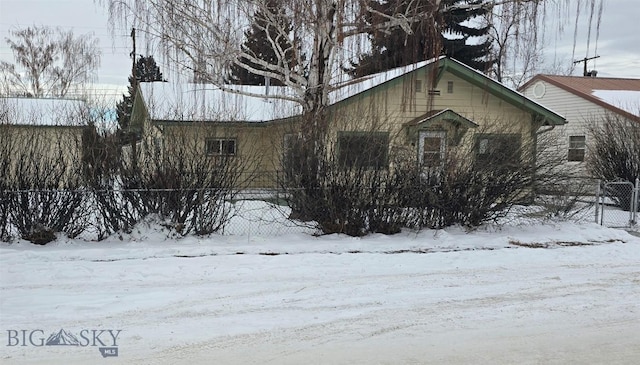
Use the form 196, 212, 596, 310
519, 75, 640, 122
138, 56, 566, 126
0, 97, 88, 127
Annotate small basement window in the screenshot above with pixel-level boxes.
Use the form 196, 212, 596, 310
205, 138, 236, 156
568, 135, 586, 162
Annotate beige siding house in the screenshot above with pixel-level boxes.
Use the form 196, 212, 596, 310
130, 57, 565, 190
0, 97, 90, 188
519, 75, 640, 179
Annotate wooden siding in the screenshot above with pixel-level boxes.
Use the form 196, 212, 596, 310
327, 69, 536, 167
521, 80, 615, 178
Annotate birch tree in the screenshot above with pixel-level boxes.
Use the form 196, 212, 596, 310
99, 0, 603, 118
0, 26, 101, 98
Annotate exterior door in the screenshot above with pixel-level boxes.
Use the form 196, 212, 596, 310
419, 131, 446, 168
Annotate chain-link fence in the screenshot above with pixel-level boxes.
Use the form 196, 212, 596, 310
3, 180, 638, 243
0, 188, 314, 243
596, 179, 639, 229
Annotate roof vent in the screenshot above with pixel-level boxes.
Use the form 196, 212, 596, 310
586, 70, 598, 78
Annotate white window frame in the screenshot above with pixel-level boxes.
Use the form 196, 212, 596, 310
418, 131, 446, 167
568, 135, 586, 162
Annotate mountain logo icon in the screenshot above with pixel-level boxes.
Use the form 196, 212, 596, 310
45, 329, 80, 346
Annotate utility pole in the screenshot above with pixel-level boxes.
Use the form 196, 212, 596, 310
574, 55, 600, 77
130, 28, 138, 82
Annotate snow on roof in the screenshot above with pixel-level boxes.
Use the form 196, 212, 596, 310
0, 97, 89, 126
139, 83, 302, 122
591, 90, 640, 116
141, 57, 445, 123
329, 57, 439, 103
141, 56, 558, 124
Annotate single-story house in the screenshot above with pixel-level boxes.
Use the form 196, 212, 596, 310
519, 74, 640, 179
0, 97, 91, 188
129, 56, 566, 190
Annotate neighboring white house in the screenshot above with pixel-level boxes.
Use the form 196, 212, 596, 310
519, 75, 640, 178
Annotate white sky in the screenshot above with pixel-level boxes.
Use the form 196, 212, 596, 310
1, 0, 639, 100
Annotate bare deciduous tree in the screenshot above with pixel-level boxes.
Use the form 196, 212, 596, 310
487, 0, 605, 87
99, 1, 605, 114
0, 26, 101, 97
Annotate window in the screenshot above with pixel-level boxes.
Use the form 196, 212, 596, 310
568, 135, 586, 162
419, 131, 446, 168
338, 132, 389, 169
414, 79, 423, 93
447, 81, 454, 94
205, 138, 236, 156
475, 134, 522, 165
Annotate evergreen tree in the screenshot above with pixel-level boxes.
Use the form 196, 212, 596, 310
228, 0, 302, 86
116, 55, 164, 132
441, 0, 493, 70
348, 0, 493, 77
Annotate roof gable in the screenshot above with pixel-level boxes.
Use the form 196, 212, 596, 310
435, 59, 566, 125
405, 109, 479, 128
330, 57, 566, 126
520, 75, 640, 122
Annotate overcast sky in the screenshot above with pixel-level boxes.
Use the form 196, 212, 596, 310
1, 0, 639, 100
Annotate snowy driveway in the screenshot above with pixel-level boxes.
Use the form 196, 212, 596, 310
1, 224, 639, 364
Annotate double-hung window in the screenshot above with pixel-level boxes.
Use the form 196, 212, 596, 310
568, 135, 586, 162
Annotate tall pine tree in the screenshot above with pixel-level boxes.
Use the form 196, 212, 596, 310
348, 0, 493, 77
228, 0, 302, 86
116, 55, 164, 132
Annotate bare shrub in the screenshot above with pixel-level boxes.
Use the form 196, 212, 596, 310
0, 99, 90, 244
587, 113, 640, 182
0, 131, 10, 241
587, 113, 640, 211
78, 103, 138, 240
280, 118, 560, 236
1, 129, 87, 244
121, 124, 257, 236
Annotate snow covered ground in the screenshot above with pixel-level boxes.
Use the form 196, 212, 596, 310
1, 202, 639, 364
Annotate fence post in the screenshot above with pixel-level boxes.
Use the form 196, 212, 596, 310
595, 180, 601, 225
631, 177, 640, 225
